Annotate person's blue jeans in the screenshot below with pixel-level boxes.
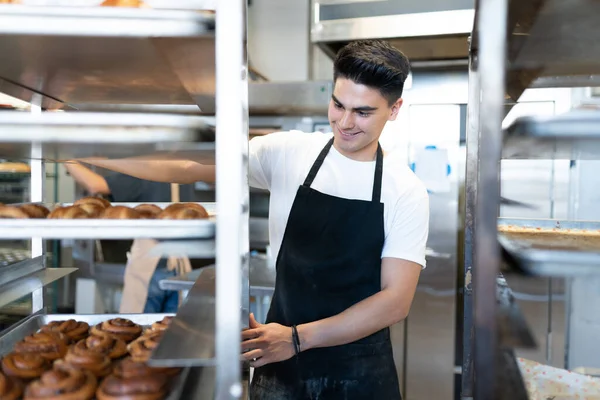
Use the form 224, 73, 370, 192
143, 263, 179, 313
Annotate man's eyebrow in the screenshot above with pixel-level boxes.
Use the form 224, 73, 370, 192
332, 95, 378, 112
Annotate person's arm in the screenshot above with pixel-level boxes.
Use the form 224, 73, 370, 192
64, 162, 111, 195
241, 259, 421, 366
76, 158, 215, 184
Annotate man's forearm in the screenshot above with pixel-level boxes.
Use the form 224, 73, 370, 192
77, 159, 215, 184
297, 289, 408, 351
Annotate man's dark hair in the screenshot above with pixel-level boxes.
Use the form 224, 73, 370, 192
333, 40, 410, 105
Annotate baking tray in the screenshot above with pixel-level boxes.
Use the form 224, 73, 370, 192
499, 218, 600, 276
0, 202, 216, 239
0, 312, 189, 400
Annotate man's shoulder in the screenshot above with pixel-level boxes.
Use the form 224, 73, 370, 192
382, 154, 429, 205
256, 130, 331, 150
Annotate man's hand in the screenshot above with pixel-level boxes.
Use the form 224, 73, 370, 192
241, 313, 295, 367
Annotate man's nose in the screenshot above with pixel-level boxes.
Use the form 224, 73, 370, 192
339, 111, 355, 130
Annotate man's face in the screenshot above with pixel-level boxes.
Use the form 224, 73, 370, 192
328, 78, 403, 161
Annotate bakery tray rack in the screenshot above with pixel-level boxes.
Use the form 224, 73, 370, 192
465, 0, 600, 398
0, 1, 248, 399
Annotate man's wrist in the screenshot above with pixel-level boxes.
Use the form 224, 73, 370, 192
296, 323, 313, 352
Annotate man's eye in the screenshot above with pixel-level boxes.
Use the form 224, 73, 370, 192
358, 112, 370, 117
334, 102, 343, 109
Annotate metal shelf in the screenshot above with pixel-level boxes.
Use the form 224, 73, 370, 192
0, 267, 77, 309
0, 5, 215, 111
0, 256, 45, 287
0, 111, 214, 159
499, 218, 600, 277
503, 110, 600, 159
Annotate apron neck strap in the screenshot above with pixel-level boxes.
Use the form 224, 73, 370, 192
303, 137, 385, 203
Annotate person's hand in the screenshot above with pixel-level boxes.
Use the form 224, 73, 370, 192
241, 313, 295, 367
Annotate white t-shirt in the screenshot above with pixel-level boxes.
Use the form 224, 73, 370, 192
248, 131, 430, 268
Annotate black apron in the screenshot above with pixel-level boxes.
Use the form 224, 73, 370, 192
250, 138, 401, 400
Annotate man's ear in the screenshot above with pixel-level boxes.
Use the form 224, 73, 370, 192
388, 98, 403, 122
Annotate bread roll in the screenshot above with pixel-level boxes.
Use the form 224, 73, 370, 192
73, 196, 111, 210
100, 206, 141, 220
77, 203, 104, 218
19, 204, 50, 219
0, 205, 31, 219
134, 204, 162, 219
158, 203, 209, 220
47, 206, 89, 219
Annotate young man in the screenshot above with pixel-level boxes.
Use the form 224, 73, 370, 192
80, 39, 429, 399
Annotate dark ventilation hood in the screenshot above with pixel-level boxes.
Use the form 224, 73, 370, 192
311, 0, 475, 65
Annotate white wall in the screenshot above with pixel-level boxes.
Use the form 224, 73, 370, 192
247, 0, 310, 81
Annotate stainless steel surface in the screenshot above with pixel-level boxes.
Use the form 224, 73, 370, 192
0, 312, 190, 400
311, 5, 474, 61
149, 266, 216, 367
0, 111, 214, 159
0, 5, 215, 110
499, 218, 600, 276
248, 81, 331, 116
504, 110, 600, 160
214, 0, 246, 397
496, 275, 536, 349
148, 240, 215, 258
0, 256, 45, 287
0, 267, 76, 309
0, 249, 31, 267
473, 0, 506, 398
180, 367, 216, 400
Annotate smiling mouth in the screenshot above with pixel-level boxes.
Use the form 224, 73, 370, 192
338, 128, 361, 137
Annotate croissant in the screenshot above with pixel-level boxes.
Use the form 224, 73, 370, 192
73, 196, 111, 210
24, 363, 97, 400
134, 204, 162, 219
14, 331, 69, 361
0, 205, 31, 219
19, 204, 50, 218
158, 203, 209, 220
1, 352, 50, 382
40, 319, 90, 342
90, 318, 143, 343
47, 206, 89, 219
0, 371, 22, 400
100, 206, 141, 220
77, 203, 105, 218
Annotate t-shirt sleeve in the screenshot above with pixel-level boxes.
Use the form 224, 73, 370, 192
104, 173, 144, 202
382, 185, 430, 268
248, 132, 289, 190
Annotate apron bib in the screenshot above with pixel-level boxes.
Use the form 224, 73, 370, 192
250, 138, 401, 400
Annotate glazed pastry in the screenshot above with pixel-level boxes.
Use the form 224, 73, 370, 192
127, 331, 162, 363
100, 206, 141, 220
19, 204, 50, 218
40, 319, 89, 342
91, 318, 143, 343
1, 352, 51, 381
0, 371, 22, 400
149, 316, 173, 333
73, 196, 111, 209
14, 331, 69, 361
158, 203, 209, 220
60, 341, 113, 378
77, 202, 104, 218
96, 358, 169, 400
134, 204, 162, 219
0, 205, 31, 219
47, 206, 89, 219
75, 334, 128, 360
24, 363, 97, 400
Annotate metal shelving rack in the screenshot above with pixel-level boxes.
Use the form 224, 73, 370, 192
0, 2, 248, 399
464, 0, 600, 399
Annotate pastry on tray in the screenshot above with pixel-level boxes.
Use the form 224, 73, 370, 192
158, 203, 209, 220
148, 316, 173, 333
47, 205, 89, 219
24, 363, 97, 400
59, 343, 113, 378
0, 370, 23, 400
1, 352, 51, 382
134, 204, 163, 219
40, 319, 90, 342
96, 358, 169, 400
73, 196, 111, 210
14, 331, 69, 361
91, 318, 143, 343
74, 334, 128, 360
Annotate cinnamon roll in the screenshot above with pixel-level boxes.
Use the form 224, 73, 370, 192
24, 363, 97, 400
76, 334, 128, 360
100, 206, 141, 220
47, 206, 89, 219
134, 204, 162, 219
127, 331, 163, 363
61, 342, 112, 378
73, 196, 111, 209
149, 316, 173, 333
14, 331, 68, 361
40, 319, 89, 342
91, 318, 143, 343
19, 204, 50, 218
1, 352, 51, 381
0, 371, 22, 400
96, 358, 169, 400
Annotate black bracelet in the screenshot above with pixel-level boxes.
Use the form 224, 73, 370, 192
291, 325, 301, 355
